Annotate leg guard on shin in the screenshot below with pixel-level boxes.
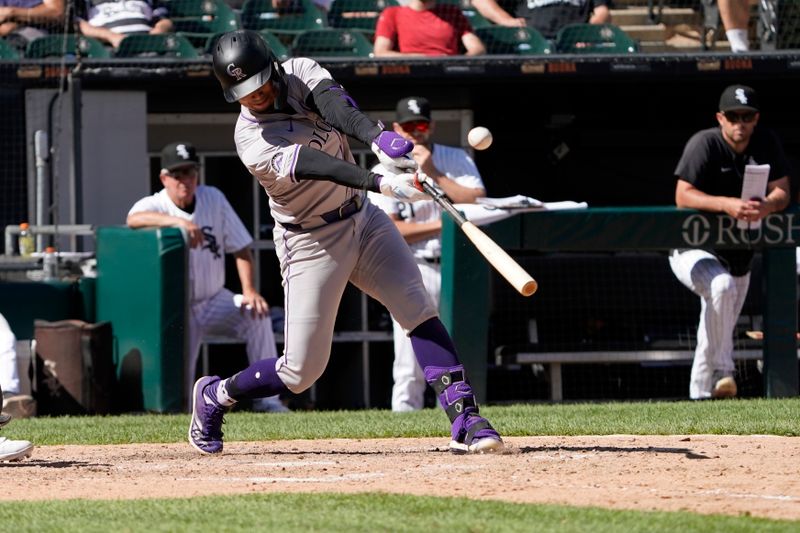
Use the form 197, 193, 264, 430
425, 365, 503, 454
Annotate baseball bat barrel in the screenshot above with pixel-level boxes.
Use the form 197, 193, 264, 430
419, 180, 538, 297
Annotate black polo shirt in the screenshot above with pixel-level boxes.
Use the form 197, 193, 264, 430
674, 126, 790, 275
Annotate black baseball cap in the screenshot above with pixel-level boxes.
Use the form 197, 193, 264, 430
719, 85, 759, 113
396, 96, 431, 123
161, 141, 200, 171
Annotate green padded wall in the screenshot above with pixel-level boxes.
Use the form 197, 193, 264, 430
95, 226, 188, 413
0, 281, 85, 340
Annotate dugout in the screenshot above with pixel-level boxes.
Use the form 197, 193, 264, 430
3, 51, 800, 406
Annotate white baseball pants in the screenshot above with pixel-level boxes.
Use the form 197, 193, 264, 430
0, 313, 20, 395
187, 288, 277, 401
669, 249, 750, 399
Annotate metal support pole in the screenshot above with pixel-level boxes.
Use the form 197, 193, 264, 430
68, 72, 83, 251
34, 130, 50, 252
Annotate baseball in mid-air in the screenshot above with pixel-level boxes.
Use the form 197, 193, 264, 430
468, 126, 493, 151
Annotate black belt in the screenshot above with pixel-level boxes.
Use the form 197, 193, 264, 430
281, 196, 363, 232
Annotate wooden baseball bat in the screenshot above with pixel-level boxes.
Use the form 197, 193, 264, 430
420, 180, 538, 297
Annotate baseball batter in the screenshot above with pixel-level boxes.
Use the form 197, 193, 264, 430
128, 142, 286, 412
369, 96, 486, 412
189, 29, 503, 455
668, 85, 790, 399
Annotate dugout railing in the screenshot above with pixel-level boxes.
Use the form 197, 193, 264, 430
440, 206, 800, 402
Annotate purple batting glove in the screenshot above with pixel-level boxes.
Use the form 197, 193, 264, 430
372, 130, 413, 158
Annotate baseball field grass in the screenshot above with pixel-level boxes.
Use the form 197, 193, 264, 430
2, 398, 799, 532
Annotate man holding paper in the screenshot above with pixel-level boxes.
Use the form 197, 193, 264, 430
668, 84, 791, 400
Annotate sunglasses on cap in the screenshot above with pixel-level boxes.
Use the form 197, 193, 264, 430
400, 121, 430, 134
723, 111, 757, 124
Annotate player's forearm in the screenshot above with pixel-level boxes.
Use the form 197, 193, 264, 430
763, 177, 790, 213
126, 211, 184, 229
233, 249, 258, 295
294, 145, 381, 190
432, 178, 485, 204
394, 219, 441, 244
308, 79, 383, 146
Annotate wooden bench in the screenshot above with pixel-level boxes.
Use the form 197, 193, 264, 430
494, 347, 798, 402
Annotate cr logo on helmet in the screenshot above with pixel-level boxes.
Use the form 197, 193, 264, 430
227, 64, 246, 81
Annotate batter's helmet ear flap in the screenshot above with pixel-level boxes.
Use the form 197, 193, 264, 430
212, 30, 286, 106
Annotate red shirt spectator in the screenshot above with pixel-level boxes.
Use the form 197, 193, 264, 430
374, 0, 485, 57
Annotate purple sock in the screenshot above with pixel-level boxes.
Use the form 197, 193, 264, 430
225, 357, 289, 400
409, 317, 460, 369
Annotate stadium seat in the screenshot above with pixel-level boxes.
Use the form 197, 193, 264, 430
291, 28, 373, 57
475, 26, 551, 55
437, 0, 492, 30
327, 0, 399, 34
26, 35, 111, 59
205, 29, 290, 60
0, 38, 20, 59
166, 0, 240, 49
241, 0, 327, 36
554, 23, 639, 54
114, 34, 200, 58
166, 0, 240, 32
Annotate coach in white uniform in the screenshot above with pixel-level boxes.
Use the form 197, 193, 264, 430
669, 85, 790, 400
127, 142, 287, 412
370, 97, 486, 411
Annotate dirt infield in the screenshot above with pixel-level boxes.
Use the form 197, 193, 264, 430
3, 435, 799, 520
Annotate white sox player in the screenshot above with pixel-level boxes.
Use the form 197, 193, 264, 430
188, 29, 503, 455
669, 85, 790, 400
127, 141, 287, 412
370, 96, 485, 412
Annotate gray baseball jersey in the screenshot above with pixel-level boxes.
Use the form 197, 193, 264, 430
232, 58, 436, 393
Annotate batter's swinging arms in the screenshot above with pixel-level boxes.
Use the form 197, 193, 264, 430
188, 30, 503, 454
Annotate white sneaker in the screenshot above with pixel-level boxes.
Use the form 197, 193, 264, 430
0, 437, 33, 461
252, 396, 290, 413
2, 393, 36, 419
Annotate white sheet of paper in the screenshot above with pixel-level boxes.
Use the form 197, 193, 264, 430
738, 164, 770, 229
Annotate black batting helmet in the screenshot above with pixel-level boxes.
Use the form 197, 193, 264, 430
212, 30, 287, 109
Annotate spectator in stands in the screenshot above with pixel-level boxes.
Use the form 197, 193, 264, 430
127, 141, 289, 413
368, 96, 486, 412
271, 0, 333, 13
471, 0, 611, 40
373, 0, 486, 57
0, 312, 35, 419
719, 0, 750, 52
669, 85, 790, 400
76, 0, 174, 49
0, 0, 64, 52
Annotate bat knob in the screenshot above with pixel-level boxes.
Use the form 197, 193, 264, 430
521, 280, 538, 297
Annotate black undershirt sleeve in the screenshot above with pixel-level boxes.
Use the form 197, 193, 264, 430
306, 79, 384, 145
294, 146, 382, 191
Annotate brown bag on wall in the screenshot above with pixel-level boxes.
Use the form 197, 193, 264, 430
33, 319, 115, 415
